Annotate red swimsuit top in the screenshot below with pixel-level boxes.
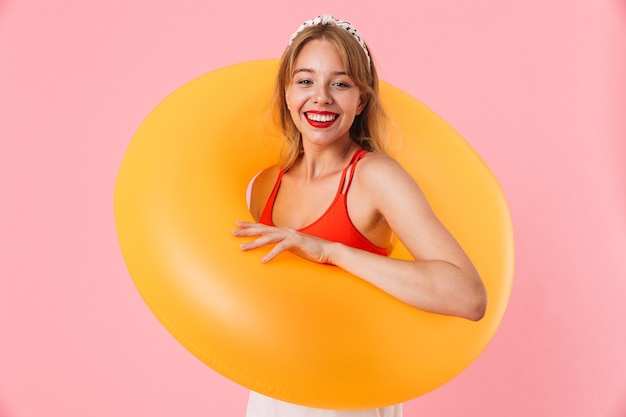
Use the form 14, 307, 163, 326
260, 149, 389, 257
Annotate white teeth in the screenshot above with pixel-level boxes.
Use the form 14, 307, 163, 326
306, 113, 337, 122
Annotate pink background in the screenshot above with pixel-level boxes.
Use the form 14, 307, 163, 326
1, 0, 625, 416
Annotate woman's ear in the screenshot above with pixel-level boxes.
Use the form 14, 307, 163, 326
357, 92, 369, 115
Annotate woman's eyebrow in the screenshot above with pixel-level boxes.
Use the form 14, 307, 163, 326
293, 68, 348, 76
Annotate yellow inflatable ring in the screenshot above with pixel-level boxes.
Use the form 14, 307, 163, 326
114, 59, 514, 409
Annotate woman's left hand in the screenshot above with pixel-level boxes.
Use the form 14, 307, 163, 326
233, 221, 334, 264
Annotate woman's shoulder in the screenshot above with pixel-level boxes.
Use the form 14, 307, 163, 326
358, 152, 410, 183
254, 164, 282, 185
356, 151, 426, 204
249, 165, 281, 221
360, 151, 397, 166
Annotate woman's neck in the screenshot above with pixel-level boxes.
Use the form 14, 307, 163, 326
297, 140, 360, 180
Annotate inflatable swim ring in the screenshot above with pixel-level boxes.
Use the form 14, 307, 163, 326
114, 59, 514, 409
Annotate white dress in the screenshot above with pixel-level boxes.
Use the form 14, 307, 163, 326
246, 392, 402, 417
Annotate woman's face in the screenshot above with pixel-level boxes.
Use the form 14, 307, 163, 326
285, 38, 367, 149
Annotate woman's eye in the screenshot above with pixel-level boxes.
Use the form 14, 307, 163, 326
333, 81, 351, 88
297, 79, 312, 85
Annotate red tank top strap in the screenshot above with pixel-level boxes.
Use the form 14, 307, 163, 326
341, 149, 369, 195
260, 149, 369, 225
259, 170, 285, 225
267, 170, 285, 203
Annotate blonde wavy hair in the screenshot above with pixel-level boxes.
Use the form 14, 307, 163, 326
269, 22, 391, 169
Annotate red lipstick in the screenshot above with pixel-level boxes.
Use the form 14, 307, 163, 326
305, 111, 338, 128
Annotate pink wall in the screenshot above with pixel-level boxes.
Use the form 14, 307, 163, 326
1, 0, 624, 416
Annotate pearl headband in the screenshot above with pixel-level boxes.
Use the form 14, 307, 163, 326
288, 15, 371, 67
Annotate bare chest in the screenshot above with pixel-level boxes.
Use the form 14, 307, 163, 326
272, 174, 342, 230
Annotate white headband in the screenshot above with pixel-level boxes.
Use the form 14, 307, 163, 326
288, 15, 371, 67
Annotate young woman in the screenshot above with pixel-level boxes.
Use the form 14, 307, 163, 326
233, 15, 488, 417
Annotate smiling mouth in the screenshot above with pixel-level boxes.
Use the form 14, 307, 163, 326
305, 112, 338, 127
306, 112, 338, 122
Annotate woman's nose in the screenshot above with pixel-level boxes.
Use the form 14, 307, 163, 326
312, 85, 332, 104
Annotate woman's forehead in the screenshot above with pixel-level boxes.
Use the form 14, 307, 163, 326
292, 39, 347, 72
